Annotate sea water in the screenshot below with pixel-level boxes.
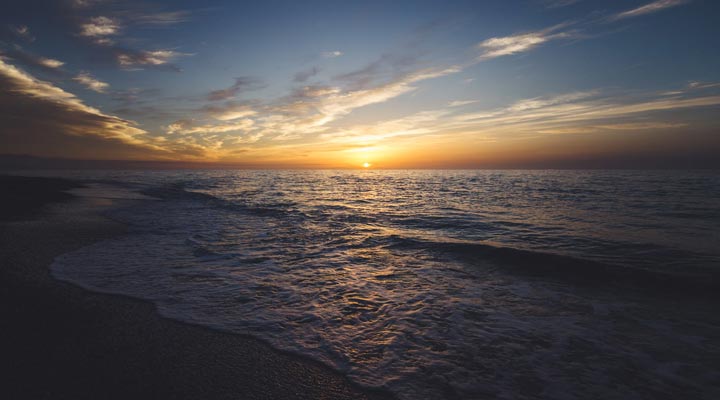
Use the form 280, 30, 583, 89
42, 170, 719, 399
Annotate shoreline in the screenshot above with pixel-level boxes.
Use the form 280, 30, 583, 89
0, 175, 394, 400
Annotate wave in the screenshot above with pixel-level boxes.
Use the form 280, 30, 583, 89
384, 236, 720, 295
142, 182, 307, 219
140, 181, 720, 295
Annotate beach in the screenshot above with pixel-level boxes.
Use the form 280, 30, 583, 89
0, 175, 394, 400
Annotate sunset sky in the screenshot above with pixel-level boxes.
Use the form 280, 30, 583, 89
1, 0, 719, 168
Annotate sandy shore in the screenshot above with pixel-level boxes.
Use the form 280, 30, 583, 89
0, 176, 394, 400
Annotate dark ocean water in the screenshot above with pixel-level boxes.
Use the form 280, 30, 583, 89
31, 170, 720, 399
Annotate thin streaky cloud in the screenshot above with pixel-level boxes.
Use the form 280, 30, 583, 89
687, 81, 720, 90
613, 0, 691, 20
38, 57, 64, 69
541, 0, 582, 9
203, 103, 258, 121
322, 50, 343, 58
448, 100, 478, 107
167, 118, 255, 135
207, 77, 264, 101
116, 49, 192, 69
73, 72, 109, 93
79, 16, 121, 37
294, 66, 321, 83
322, 89, 720, 151
3, 48, 65, 72
134, 11, 192, 26
10, 24, 35, 42
476, 25, 574, 60
71, 0, 105, 8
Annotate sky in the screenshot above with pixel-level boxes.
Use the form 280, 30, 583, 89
1, 0, 719, 168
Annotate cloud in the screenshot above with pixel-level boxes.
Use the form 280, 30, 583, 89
320, 109, 452, 145
328, 66, 459, 116
477, 25, 573, 60
8, 25, 35, 42
294, 66, 321, 83
687, 81, 720, 90
71, 0, 106, 8
334, 53, 420, 90
322, 50, 343, 58
71, 1, 192, 44
207, 77, 264, 101
319, 87, 720, 153
506, 91, 598, 112
73, 72, 109, 92
540, 0, 582, 8
0, 57, 177, 159
159, 65, 461, 152
116, 49, 192, 70
40, 58, 64, 68
448, 100, 478, 107
134, 11, 191, 26
167, 118, 255, 135
2, 48, 65, 73
613, 0, 690, 20
202, 103, 258, 121
79, 16, 121, 38
291, 85, 341, 99
453, 91, 720, 139
256, 66, 461, 141
591, 122, 688, 130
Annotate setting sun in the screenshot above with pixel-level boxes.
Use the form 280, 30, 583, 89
363, 162, 372, 168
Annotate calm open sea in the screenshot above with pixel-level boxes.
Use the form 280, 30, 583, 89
30, 170, 720, 399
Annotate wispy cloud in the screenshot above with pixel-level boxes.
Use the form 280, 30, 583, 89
687, 81, 720, 90
8, 24, 35, 42
317, 87, 720, 153
477, 25, 573, 60
167, 118, 255, 135
71, 0, 106, 8
2, 48, 65, 73
613, 0, 690, 20
207, 77, 265, 101
116, 49, 192, 70
540, 0, 582, 8
334, 53, 420, 90
447, 91, 720, 136
163, 65, 461, 151
287, 66, 460, 133
73, 72, 109, 93
39, 57, 64, 69
448, 100, 478, 107
322, 50, 343, 58
294, 66, 321, 83
135, 11, 191, 26
202, 103, 258, 121
79, 16, 121, 38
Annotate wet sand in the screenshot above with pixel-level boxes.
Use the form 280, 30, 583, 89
0, 175, 394, 400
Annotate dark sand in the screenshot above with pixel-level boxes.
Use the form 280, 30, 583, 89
0, 176, 394, 400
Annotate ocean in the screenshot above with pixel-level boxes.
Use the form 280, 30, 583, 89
33, 169, 720, 399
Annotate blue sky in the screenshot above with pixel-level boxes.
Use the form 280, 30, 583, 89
1, 0, 719, 167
